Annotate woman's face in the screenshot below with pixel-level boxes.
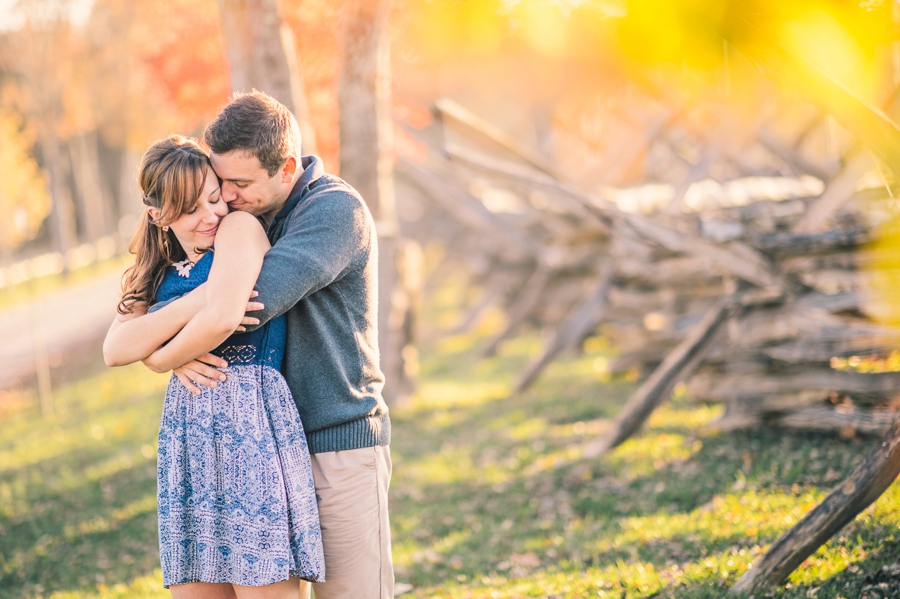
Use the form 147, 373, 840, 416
151, 171, 227, 260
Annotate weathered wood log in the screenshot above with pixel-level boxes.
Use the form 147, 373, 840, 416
791, 150, 872, 234
434, 100, 792, 294
396, 157, 534, 258
774, 406, 898, 435
749, 390, 831, 413
796, 269, 859, 294
585, 294, 735, 457
614, 255, 722, 287
512, 263, 614, 395
619, 212, 788, 291
778, 254, 858, 277
687, 369, 900, 404
704, 197, 809, 229
664, 148, 713, 213
754, 227, 871, 257
436, 97, 566, 181
725, 293, 861, 348
707, 328, 900, 365
757, 127, 838, 182
437, 112, 802, 299
441, 140, 608, 227
730, 416, 900, 593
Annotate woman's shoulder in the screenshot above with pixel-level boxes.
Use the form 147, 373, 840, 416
214, 210, 269, 251
220, 210, 265, 231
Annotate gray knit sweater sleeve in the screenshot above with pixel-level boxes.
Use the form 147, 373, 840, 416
245, 184, 371, 329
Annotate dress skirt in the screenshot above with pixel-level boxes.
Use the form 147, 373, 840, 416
157, 364, 325, 587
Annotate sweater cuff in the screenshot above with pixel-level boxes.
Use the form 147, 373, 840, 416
306, 414, 391, 454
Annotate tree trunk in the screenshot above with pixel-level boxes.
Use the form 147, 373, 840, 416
338, 0, 414, 406
39, 134, 78, 269
69, 131, 111, 242
117, 147, 143, 242
217, 0, 317, 155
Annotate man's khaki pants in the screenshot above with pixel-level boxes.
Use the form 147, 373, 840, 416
300, 445, 394, 599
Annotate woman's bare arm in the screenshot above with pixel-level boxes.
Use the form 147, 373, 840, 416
142, 211, 270, 373
103, 288, 206, 367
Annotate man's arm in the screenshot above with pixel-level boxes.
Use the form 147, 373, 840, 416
143, 211, 271, 373
242, 188, 371, 332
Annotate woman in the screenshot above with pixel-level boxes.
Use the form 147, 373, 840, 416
103, 135, 324, 598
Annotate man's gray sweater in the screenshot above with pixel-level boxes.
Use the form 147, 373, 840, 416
246, 155, 390, 454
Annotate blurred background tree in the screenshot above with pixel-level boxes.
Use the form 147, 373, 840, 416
1, 0, 899, 400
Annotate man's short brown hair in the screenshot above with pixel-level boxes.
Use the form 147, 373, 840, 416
204, 90, 301, 177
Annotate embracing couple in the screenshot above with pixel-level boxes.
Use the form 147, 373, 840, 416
103, 91, 393, 599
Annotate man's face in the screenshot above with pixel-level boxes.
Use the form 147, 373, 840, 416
210, 150, 294, 220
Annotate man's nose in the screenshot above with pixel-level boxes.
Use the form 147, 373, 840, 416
221, 182, 238, 202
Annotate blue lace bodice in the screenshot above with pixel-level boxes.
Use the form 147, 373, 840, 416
153, 251, 286, 369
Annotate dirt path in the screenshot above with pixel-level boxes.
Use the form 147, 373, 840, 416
0, 270, 122, 391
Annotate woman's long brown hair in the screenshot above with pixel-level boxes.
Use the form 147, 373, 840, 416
118, 136, 211, 315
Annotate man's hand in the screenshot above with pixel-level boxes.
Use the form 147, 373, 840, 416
172, 354, 229, 395
141, 291, 262, 394
236, 291, 265, 332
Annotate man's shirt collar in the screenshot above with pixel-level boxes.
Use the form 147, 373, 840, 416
269, 155, 325, 232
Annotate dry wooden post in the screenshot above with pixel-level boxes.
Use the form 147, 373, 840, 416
512, 262, 613, 395
730, 416, 900, 593
585, 294, 735, 458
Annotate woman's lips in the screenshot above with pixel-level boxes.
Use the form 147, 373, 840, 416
199, 225, 218, 236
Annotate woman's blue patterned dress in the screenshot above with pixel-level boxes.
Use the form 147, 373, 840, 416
152, 251, 325, 588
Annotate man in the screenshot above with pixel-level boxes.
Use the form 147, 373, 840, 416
138, 90, 393, 599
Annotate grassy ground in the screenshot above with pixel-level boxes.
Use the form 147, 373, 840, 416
3, 281, 900, 598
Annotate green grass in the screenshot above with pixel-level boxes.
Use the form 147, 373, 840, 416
388, 322, 900, 599
3, 282, 900, 598
0, 363, 171, 598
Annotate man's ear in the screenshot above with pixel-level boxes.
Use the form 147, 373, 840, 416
281, 156, 298, 183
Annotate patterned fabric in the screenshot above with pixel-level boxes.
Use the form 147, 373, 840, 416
155, 252, 286, 370
153, 253, 325, 587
